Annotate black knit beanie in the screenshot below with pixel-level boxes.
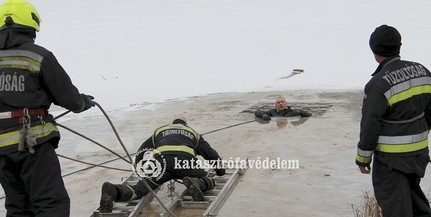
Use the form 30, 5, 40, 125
369, 25, 402, 57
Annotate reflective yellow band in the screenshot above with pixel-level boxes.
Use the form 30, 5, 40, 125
388, 85, 431, 106
376, 139, 428, 153
155, 145, 195, 156
0, 123, 58, 147
0, 50, 43, 74
356, 155, 372, 164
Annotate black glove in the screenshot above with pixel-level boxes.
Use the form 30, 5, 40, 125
301, 111, 312, 117
262, 114, 271, 121
215, 168, 226, 176
82, 94, 95, 111
254, 109, 264, 117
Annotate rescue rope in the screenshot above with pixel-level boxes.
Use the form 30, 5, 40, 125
57, 117, 256, 173
55, 102, 133, 164
202, 119, 256, 135
94, 102, 133, 163
56, 123, 132, 164
54, 110, 71, 120
59, 119, 257, 173
61, 154, 131, 178
57, 154, 132, 174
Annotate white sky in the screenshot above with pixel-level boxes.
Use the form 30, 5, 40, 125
29, 0, 431, 110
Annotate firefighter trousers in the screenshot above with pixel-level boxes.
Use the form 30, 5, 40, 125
0, 140, 70, 217
125, 155, 211, 200
373, 152, 431, 217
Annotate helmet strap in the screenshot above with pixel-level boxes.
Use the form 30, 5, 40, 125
5, 16, 13, 26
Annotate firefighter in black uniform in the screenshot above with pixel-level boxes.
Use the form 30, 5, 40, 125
99, 115, 225, 213
0, 0, 95, 216
254, 96, 312, 120
356, 25, 431, 217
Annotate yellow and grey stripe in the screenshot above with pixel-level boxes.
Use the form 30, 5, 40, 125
385, 77, 431, 106
154, 145, 195, 156
376, 130, 429, 153
378, 130, 428, 144
356, 148, 373, 164
0, 50, 43, 74
356, 155, 372, 164
0, 123, 58, 147
357, 148, 374, 158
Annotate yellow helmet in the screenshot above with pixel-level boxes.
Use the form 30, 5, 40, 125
0, 0, 41, 31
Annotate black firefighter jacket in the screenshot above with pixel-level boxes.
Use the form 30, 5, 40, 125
255, 106, 312, 118
356, 56, 431, 167
0, 28, 87, 153
135, 122, 223, 170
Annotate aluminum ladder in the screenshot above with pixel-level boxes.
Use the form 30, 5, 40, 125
91, 166, 246, 217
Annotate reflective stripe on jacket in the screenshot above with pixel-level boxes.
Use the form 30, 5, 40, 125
154, 145, 195, 156
376, 130, 429, 153
0, 121, 60, 153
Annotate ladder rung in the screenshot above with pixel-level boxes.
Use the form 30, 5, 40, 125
180, 200, 211, 208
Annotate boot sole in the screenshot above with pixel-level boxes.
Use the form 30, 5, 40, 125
99, 183, 114, 213
183, 177, 205, 201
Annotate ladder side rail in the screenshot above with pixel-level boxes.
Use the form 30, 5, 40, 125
127, 192, 155, 217
203, 168, 245, 217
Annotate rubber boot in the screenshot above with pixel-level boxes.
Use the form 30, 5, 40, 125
183, 177, 205, 201
183, 177, 215, 201
99, 182, 119, 213
100, 182, 138, 213
201, 176, 215, 191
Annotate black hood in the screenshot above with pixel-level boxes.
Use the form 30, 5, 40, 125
172, 119, 187, 125
0, 28, 35, 49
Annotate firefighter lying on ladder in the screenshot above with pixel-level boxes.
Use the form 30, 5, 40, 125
99, 115, 226, 213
